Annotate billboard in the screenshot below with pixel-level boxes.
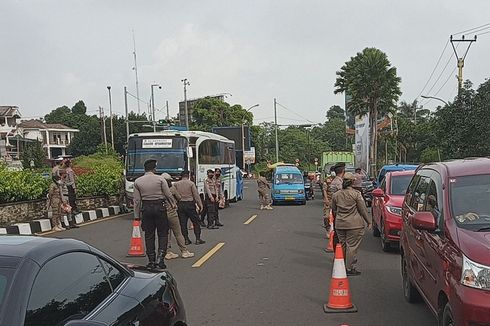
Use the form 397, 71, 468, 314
243, 147, 256, 164
355, 114, 370, 174
212, 126, 250, 151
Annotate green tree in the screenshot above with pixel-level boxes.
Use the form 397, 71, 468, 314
20, 141, 46, 168
326, 105, 345, 121
334, 47, 402, 175
191, 97, 253, 131
71, 100, 87, 115
398, 100, 430, 124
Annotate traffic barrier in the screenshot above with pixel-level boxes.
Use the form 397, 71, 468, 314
127, 219, 146, 257
324, 244, 357, 313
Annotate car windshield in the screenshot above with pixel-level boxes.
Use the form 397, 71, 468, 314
390, 175, 413, 195
275, 173, 303, 185
450, 174, 490, 230
0, 268, 13, 310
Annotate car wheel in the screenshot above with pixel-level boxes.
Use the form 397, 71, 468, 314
442, 302, 455, 326
380, 220, 391, 252
373, 221, 381, 237
300, 200, 306, 205
402, 255, 421, 303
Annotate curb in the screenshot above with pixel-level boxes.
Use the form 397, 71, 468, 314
1, 206, 122, 235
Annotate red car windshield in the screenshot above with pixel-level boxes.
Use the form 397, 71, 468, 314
450, 174, 490, 231
390, 175, 413, 195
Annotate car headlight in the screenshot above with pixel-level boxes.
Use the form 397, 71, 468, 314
274, 190, 281, 194
386, 206, 402, 216
298, 189, 304, 194
461, 255, 490, 290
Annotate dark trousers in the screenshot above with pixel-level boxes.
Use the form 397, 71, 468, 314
205, 195, 217, 226
67, 185, 78, 212
141, 200, 169, 262
178, 201, 201, 240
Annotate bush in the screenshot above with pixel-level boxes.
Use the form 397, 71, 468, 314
74, 154, 123, 197
0, 163, 50, 203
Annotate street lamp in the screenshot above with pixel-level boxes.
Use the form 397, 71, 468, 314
421, 95, 448, 106
107, 86, 114, 150
242, 104, 259, 170
181, 79, 190, 130
151, 84, 162, 132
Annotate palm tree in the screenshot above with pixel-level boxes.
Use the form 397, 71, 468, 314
398, 100, 431, 124
334, 47, 401, 175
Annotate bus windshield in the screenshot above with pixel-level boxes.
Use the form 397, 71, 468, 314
126, 136, 188, 180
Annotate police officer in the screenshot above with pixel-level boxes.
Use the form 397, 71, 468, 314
204, 169, 219, 229
174, 170, 206, 245
133, 159, 176, 270
327, 162, 346, 245
214, 168, 224, 226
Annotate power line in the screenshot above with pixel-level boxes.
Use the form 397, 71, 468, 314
423, 44, 457, 99
453, 22, 490, 35
476, 30, 490, 36
416, 39, 450, 99
275, 101, 316, 124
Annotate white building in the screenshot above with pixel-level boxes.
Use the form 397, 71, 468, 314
0, 106, 22, 158
18, 120, 79, 159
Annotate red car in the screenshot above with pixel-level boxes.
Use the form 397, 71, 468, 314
400, 158, 490, 326
372, 170, 415, 251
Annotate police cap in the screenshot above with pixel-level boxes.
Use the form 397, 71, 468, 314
207, 169, 214, 174
144, 159, 157, 171
333, 162, 346, 169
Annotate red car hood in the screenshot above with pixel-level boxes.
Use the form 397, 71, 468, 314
387, 194, 405, 208
457, 228, 490, 266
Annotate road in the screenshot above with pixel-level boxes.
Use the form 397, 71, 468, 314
53, 180, 436, 326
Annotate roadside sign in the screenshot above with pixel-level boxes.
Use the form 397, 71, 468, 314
295, 158, 300, 163
314, 161, 318, 166
314, 157, 318, 162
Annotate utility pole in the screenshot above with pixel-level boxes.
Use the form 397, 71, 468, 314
450, 34, 477, 95
124, 87, 130, 141
132, 30, 141, 114
181, 79, 190, 130
274, 98, 279, 163
99, 106, 108, 154
166, 100, 169, 120
107, 86, 114, 149
150, 84, 161, 132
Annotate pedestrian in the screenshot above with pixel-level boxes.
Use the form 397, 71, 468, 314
133, 159, 177, 270
59, 169, 79, 229
204, 169, 219, 229
331, 172, 372, 276
214, 168, 224, 226
174, 170, 206, 245
322, 170, 334, 230
51, 157, 64, 178
257, 172, 273, 210
47, 174, 66, 231
64, 160, 81, 215
161, 173, 195, 259
352, 168, 364, 192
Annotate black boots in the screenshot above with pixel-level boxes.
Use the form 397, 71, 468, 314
157, 250, 167, 269
195, 238, 206, 245
146, 253, 157, 270
184, 237, 192, 245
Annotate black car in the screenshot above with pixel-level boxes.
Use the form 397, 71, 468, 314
0, 236, 187, 326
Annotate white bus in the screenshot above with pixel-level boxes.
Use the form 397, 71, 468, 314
125, 130, 243, 207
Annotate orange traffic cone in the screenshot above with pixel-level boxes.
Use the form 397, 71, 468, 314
324, 244, 357, 313
127, 219, 146, 257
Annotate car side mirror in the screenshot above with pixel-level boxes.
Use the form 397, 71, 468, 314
372, 188, 384, 197
411, 211, 437, 232
65, 321, 108, 326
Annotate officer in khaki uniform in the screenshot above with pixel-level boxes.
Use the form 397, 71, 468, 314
257, 172, 273, 209
174, 170, 206, 245
133, 159, 176, 270
324, 163, 345, 236
204, 169, 219, 229
331, 172, 372, 276
214, 168, 224, 225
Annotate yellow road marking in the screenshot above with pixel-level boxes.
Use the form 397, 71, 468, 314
192, 242, 225, 268
40, 214, 126, 236
244, 214, 257, 225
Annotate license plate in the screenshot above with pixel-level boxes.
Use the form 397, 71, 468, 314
285, 196, 295, 201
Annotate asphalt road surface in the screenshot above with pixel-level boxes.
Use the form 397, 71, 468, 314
52, 180, 436, 326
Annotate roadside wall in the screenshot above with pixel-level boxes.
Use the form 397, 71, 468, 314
0, 195, 119, 226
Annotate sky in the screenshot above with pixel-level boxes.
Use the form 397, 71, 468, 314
1, 0, 490, 125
